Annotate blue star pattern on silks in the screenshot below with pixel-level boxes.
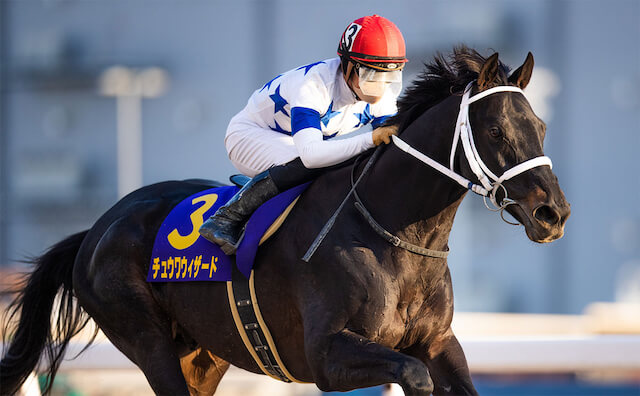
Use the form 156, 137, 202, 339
353, 103, 374, 128
270, 85, 289, 117
270, 119, 288, 134
320, 101, 341, 127
260, 74, 282, 92
296, 61, 325, 76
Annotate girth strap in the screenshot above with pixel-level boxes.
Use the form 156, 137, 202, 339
227, 266, 306, 383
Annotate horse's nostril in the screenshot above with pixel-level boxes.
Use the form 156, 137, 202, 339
534, 205, 560, 226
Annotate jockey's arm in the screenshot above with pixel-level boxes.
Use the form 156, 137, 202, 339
293, 127, 374, 168
290, 106, 398, 169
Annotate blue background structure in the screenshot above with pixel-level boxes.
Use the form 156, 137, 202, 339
0, 0, 639, 316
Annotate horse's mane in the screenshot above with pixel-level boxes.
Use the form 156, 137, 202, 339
389, 45, 511, 131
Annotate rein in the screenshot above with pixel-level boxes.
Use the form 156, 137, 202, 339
351, 154, 450, 259
304, 82, 553, 261
352, 82, 552, 257
301, 146, 384, 262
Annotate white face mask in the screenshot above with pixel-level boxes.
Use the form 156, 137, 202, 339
358, 66, 402, 97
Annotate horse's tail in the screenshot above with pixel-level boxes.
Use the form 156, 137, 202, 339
1, 230, 97, 395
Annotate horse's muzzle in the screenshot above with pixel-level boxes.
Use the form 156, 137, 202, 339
508, 186, 571, 243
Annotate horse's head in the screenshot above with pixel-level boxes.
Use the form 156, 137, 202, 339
463, 52, 571, 243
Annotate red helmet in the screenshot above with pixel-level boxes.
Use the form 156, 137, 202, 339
338, 15, 407, 71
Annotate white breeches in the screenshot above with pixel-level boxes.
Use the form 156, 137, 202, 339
224, 118, 299, 177
224, 112, 375, 177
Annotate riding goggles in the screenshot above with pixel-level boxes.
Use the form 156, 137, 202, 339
357, 65, 402, 97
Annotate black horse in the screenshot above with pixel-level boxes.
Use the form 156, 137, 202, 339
1, 47, 570, 396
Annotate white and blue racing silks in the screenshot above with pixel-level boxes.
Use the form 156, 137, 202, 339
241, 57, 398, 140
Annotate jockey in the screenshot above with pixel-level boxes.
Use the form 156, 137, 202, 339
199, 15, 407, 254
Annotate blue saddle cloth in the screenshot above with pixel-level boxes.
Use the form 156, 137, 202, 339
146, 182, 310, 282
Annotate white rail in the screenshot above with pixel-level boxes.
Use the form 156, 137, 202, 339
461, 335, 640, 373
7, 335, 640, 395
5, 334, 638, 373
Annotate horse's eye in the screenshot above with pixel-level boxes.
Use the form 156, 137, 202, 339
489, 127, 503, 138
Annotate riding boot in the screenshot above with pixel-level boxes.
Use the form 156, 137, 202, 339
199, 170, 280, 255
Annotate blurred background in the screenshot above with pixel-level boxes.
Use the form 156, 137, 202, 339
1, 0, 639, 395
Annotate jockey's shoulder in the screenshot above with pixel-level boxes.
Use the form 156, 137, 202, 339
276, 59, 337, 95
288, 57, 340, 81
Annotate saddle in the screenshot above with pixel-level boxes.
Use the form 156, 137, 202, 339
146, 177, 310, 383
146, 178, 309, 282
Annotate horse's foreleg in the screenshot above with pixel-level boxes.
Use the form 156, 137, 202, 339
305, 328, 434, 396
406, 329, 478, 396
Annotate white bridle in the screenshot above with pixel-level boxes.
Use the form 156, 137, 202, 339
392, 81, 552, 221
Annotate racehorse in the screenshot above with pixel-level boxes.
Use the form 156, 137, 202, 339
1, 46, 570, 396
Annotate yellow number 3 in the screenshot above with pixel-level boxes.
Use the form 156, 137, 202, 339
167, 193, 218, 250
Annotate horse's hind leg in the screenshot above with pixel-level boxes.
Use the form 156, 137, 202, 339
74, 228, 191, 394
86, 298, 191, 395
180, 349, 230, 395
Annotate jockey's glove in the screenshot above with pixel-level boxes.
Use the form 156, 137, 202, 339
372, 125, 399, 146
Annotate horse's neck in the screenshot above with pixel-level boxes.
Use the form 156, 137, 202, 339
359, 95, 466, 253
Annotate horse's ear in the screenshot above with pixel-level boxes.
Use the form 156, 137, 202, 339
508, 52, 534, 89
477, 53, 500, 91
